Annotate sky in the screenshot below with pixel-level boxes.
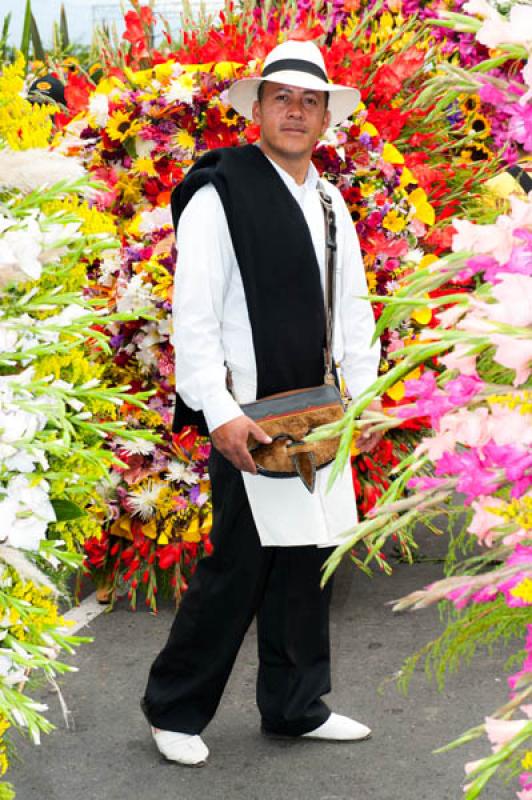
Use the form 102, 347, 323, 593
1, 0, 223, 47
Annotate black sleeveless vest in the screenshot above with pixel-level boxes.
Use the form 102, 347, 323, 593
171, 144, 325, 435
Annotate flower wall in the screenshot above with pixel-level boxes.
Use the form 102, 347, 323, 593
46, 0, 524, 600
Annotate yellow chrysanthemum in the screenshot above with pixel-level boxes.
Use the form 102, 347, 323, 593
360, 182, 377, 198
115, 173, 143, 205
382, 209, 406, 233
522, 751, 532, 771
174, 129, 196, 152
132, 156, 158, 177
107, 110, 143, 143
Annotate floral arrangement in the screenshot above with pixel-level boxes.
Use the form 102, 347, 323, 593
50, 0, 516, 605
315, 15, 532, 796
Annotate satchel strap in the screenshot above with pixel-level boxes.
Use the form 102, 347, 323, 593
317, 182, 337, 386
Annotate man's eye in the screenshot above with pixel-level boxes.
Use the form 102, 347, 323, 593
304, 96, 318, 106
276, 94, 288, 102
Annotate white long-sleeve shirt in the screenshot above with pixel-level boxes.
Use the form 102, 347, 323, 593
172, 155, 380, 546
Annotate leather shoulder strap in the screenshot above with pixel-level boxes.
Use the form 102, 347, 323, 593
317, 182, 337, 386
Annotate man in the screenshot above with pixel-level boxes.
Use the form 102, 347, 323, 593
141, 40, 381, 766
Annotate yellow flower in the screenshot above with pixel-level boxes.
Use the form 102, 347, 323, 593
522, 751, 532, 771
459, 94, 480, 115
366, 271, 377, 292
418, 253, 439, 270
361, 121, 379, 137
107, 110, 142, 142
400, 166, 418, 188
220, 104, 240, 127
466, 112, 491, 140
460, 142, 492, 163
360, 182, 377, 198
132, 156, 158, 177
510, 578, 532, 604
115, 173, 143, 205
411, 304, 433, 325
408, 187, 435, 226
382, 209, 406, 233
386, 367, 421, 402
382, 142, 404, 165
174, 129, 195, 152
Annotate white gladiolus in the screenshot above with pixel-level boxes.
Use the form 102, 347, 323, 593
0, 475, 56, 551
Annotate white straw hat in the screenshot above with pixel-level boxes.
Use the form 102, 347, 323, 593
227, 40, 361, 127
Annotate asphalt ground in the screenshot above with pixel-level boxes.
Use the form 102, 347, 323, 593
9, 530, 517, 800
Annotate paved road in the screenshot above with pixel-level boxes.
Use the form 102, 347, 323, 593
10, 532, 516, 800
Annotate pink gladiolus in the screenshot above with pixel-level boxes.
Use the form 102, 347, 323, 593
403, 371, 437, 399
488, 275, 532, 328
439, 345, 478, 375
455, 254, 499, 282
485, 716, 530, 750
445, 374, 483, 405
468, 497, 506, 546
491, 335, 532, 386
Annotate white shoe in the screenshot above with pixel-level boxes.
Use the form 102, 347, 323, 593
302, 713, 371, 741
151, 727, 209, 766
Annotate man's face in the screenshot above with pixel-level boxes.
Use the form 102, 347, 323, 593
252, 82, 330, 161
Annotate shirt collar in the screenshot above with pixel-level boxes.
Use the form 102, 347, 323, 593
262, 152, 320, 197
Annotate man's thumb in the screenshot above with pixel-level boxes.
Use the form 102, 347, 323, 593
250, 421, 272, 445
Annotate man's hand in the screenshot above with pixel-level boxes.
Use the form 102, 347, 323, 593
211, 416, 272, 474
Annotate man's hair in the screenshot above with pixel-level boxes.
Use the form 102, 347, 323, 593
257, 80, 329, 109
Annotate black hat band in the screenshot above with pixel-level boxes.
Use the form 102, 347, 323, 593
262, 58, 328, 84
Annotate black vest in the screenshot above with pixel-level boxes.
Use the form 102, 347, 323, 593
171, 144, 325, 435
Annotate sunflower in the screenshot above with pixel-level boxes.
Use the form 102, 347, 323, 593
466, 112, 491, 140
107, 110, 143, 142
348, 205, 368, 222
459, 94, 480, 115
219, 105, 240, 127
460, 142, 492, 163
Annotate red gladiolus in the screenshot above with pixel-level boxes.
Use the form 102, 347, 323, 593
157, 543, 182, 570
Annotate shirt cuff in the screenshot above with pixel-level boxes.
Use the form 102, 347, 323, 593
202, 389, 244, 434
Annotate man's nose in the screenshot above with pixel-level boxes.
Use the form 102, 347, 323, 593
286, 98, 304, 116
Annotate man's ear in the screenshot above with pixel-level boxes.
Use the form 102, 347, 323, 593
321, 108, 331, 135
252, 99, 261, 126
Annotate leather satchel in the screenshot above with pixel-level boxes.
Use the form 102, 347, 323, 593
240, 183, 344, 494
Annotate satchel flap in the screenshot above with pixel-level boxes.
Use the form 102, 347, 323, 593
241, 384, 342, 423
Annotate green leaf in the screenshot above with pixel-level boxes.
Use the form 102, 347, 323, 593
20, 0, 32, 66
51, 498, 87, 521
30, 13, 45, 64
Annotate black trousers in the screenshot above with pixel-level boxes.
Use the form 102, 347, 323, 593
142, 447, 335, 736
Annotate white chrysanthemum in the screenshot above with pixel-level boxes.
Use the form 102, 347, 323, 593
99, 251, 121, 287
166, 460, 199, 485
138, 206, 172, 234
165, 77, 194, 105
128, 481, 164, 521
0, 148, 86, 194
406, 248, 424, 264
116, 273, 156, 314
115, 437, 156, 456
